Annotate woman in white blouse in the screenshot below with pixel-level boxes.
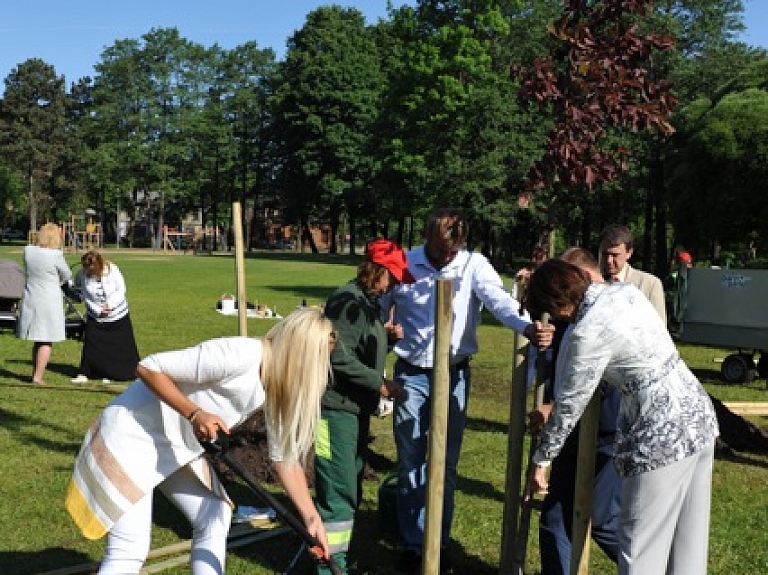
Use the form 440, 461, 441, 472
65, 307, 336, 575
72, 250, 139, 382
525, 259, 719, 575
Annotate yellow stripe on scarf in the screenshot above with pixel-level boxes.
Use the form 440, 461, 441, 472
64, 478, 108, 540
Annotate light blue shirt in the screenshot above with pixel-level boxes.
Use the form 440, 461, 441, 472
383, 245, 531, 368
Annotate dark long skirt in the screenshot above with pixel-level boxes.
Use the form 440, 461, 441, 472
78, 313, 140, 381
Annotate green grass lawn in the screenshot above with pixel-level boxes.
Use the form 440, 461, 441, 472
0, 245, 766, 574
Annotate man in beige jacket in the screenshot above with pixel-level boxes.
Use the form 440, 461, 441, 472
599, 224, 666, 324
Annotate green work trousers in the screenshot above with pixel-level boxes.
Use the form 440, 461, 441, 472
314, 407, 370, 574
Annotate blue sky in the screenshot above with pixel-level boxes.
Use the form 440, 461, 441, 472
1, 0, 766, 87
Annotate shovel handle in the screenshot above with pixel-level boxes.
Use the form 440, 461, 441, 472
201, 431, 343, 575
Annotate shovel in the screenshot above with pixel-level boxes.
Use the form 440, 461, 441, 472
201, 430, 342, 575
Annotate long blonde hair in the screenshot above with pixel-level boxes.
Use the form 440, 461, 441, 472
260, 307, 333, 463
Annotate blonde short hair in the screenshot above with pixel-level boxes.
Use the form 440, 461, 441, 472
37, 223, 62, 249
260, 307, 333, 463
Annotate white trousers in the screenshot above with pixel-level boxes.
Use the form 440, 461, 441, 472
98, 464, 232, 575
619, 442, 715, 575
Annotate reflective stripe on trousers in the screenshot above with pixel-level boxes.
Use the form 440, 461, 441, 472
324, 519, 353, 554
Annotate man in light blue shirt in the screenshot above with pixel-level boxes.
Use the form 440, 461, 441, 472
383, 208, 553, 573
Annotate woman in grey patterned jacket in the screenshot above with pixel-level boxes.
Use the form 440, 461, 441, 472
525, 258, 719, 575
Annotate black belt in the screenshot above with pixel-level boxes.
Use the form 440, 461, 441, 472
397, 357, 471, 371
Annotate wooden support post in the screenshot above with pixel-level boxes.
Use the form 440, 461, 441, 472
499, 278, 531, 574
570, 391, 600, 575
514, 313, 550, 572
423, 278, 453, 575
233, 202, 247, 336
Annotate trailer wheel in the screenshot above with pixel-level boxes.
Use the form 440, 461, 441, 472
757, 354, 768, 379
721, 353, 757, 384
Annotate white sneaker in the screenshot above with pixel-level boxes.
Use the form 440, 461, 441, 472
376, 397, 394, 418
102, 378, 111, 384
71, 374, 88, 383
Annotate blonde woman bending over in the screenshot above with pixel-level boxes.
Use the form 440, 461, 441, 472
65, 307, 336, 575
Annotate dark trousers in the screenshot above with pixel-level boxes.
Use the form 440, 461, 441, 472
539, 435, 621, 575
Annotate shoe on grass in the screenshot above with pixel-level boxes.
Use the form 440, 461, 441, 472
71, 374, 88, 383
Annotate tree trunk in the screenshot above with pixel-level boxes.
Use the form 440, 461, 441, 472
652, 151, 668, 279
348, 210, 357, 256
328, 200, 340, 254
301, 216, 318, 253
642, 187, 654, 272
28, 169, 37, 233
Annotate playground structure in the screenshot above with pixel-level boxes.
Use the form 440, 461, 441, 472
62, 214, 102, 252
23, 216, 101, 252
674, 265, 768, 383
161, 225, 227, 254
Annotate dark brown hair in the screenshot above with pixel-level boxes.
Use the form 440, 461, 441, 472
80, 250, 109, 279
599, 224, 633, 250
425, 208, 468, 249
526, 259, 591, 320
356, 260, 389, 291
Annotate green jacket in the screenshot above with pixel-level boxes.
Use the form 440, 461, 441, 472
322, 279, 386, 414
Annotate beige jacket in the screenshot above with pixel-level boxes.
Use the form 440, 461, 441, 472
625, 265, 666, 324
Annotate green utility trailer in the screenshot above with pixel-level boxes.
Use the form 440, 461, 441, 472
673, 266, 768, 383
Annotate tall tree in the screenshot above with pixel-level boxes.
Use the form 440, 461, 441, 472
216, 42, 276, 249
380, 1, 544, 257
516, 0, 678, 270
0, 59, 69, 230
666, 60, 768, 261
269, 6, 384, 253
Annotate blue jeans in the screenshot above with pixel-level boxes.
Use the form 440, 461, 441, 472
393, 358, 470, 553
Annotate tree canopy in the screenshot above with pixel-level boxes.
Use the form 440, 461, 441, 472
0, 0, 764, 267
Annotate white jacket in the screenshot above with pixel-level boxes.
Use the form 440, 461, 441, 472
65, 337, 268, 539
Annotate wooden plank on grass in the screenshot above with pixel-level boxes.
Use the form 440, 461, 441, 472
724, 402, 768, 416
140, 526, 290, 574
36, 521, 286, 575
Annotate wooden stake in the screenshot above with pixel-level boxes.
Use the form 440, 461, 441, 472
499, 277, 531, 574
570, 391, 600, 575
232, 201, 247, 336
423, 278, 454, 575
515, 313, 550, 572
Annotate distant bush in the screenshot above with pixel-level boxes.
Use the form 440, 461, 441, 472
742, 257, 768, 269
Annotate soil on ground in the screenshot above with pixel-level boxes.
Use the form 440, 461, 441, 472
209, 409, 393, 487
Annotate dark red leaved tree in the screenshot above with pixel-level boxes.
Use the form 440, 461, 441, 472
515, 0, 676, 209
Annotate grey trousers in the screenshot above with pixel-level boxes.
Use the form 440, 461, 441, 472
618, 442, 715, 575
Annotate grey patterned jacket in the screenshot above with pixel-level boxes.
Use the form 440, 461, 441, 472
534, 282, 719, 477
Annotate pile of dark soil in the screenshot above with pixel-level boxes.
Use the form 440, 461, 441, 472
710, 395, 768, 455
208, 409, 394, 486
